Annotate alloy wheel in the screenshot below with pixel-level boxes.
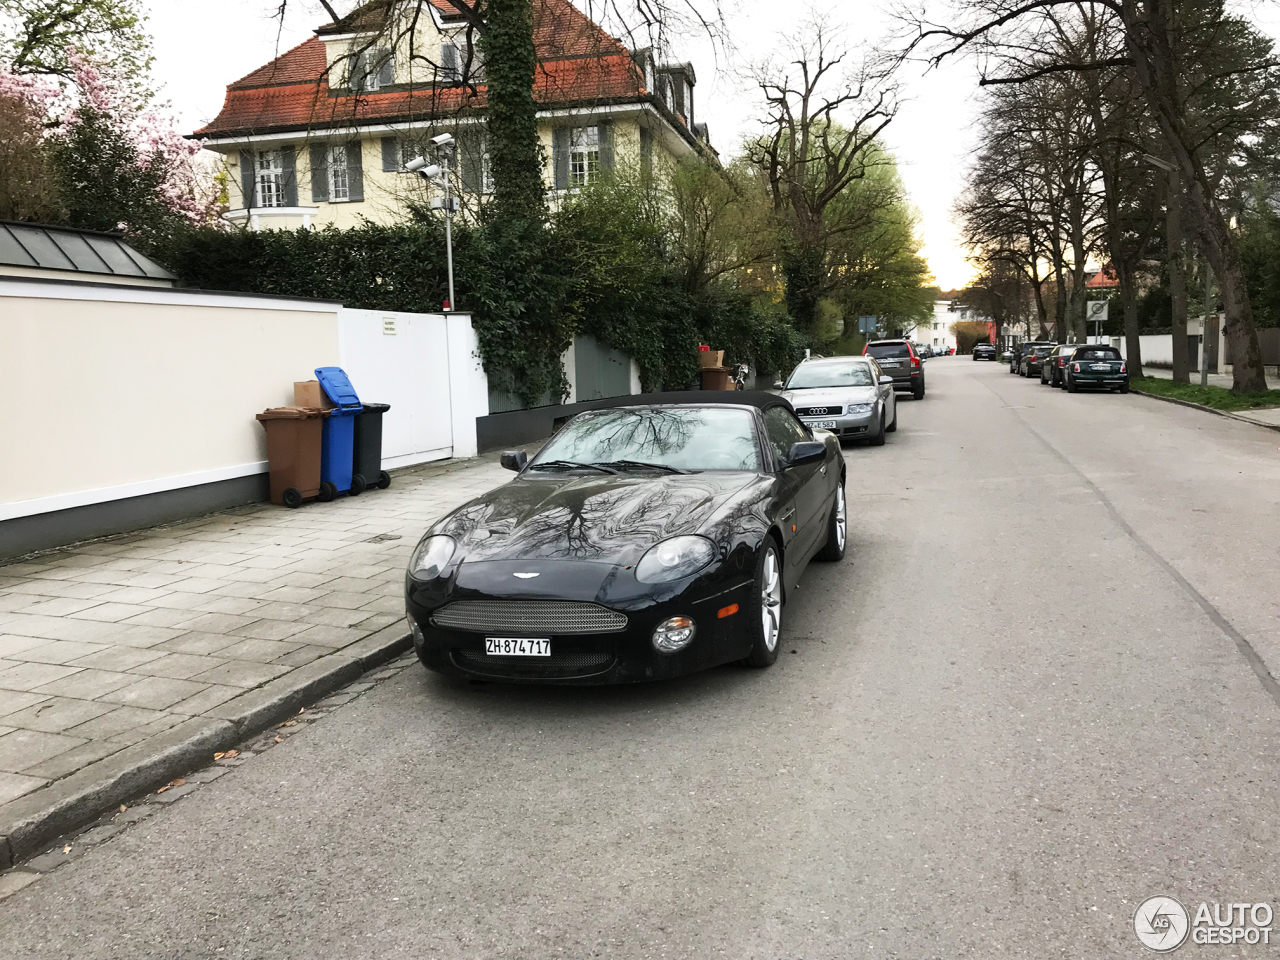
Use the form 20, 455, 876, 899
761, 548, 782, 652
834, 488, 847, 553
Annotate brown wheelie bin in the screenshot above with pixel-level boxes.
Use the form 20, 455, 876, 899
255, 407, 325, 508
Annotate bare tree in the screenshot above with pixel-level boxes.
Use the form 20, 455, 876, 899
745, 17, 900, 331
902, 0, 1279, 391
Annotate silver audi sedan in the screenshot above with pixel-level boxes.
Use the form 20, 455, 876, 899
775, 356, 898, 446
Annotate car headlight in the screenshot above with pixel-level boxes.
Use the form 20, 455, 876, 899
848, 403, 873, 415
408, 535, 456, 580
635, 536, 717, 583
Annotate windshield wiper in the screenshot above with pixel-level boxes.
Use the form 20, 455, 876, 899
529, 459, 621, 475
600, 460, 691, 474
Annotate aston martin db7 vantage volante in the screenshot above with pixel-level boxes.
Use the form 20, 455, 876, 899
405, 392, 846, 684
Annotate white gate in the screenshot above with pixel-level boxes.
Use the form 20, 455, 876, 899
337, 309, 488, 467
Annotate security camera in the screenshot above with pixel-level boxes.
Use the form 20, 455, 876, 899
405, 155, 429, 172
430, 132, 455, 146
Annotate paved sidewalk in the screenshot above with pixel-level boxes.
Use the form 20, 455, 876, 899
0, 455, 509, 825
1143, 366, 1235, 389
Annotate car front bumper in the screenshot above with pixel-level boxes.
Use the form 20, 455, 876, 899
406, 562, 757, 685
800, 409, 877, 438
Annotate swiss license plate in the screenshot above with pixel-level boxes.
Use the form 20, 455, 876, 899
1091, 364, 1112, 371
485, 637, 551, 656
804, 419, 838, 430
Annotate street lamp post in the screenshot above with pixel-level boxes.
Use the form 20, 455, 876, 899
405, 132, 460, 312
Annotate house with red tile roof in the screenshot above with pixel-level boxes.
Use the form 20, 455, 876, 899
193, 0, 713, 229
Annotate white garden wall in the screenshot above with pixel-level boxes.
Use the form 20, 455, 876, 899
0, 278, 487, 531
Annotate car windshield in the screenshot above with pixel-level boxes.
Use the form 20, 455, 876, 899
530, 406, 761, 473
1076, 348, 1121, 360
786, 362, 875, 389
1034, 346, 1053, 356
867, 343, 910, 359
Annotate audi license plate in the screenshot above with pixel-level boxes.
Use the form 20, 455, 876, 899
486, 637, 551, 656
804, 419, 838, 430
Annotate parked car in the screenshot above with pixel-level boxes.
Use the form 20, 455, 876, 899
972, 343, 998, 361
405, 393, 846, 684
1064, 345, 1130, 393
1041, 343, 1080, 387
777, 355, 898, 446
1010, 340, 1053, 373
1019, 344, 1054, 378
1000, 348, 1014, 362
864, 339, 926, 399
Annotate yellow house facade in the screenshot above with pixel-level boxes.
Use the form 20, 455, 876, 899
194, 0, 713, 230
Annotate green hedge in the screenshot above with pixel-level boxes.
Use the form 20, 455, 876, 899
166, 219, 806, 406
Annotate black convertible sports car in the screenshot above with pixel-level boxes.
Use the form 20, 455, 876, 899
405, 392, 847, 684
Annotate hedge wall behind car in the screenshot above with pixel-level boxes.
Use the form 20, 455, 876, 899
165, 221, 806, 407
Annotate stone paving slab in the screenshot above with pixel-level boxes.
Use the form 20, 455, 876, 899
0, 452, 513, 865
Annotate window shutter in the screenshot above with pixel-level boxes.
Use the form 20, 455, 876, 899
441, 43, 459, 81
639, 127, 652, 177
281, 146, 298, 206
597, 122, 614, 172
376, 50, 394, 87
381, 136, 399, 172
553, 126, 569, 190
459, 130, 481, 193
239, 149, 255, 208
310, 144, 329, 201
346, 141, 364, 201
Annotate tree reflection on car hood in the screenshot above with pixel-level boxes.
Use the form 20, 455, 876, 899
432, 472, 766, 565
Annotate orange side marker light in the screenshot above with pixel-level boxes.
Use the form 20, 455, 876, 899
717, 603, 739, 619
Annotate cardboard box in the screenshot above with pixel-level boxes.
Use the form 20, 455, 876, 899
699, 366, 733, 391
294, 380, 335, 410
697, 349, 725, 368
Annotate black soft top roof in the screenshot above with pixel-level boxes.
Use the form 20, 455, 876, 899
590, 390, 794, 413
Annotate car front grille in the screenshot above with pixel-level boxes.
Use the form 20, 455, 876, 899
794, 405, 843, 417
452, 649, 616, 679
430, 600, 628, 635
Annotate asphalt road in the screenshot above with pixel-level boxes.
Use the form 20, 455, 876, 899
2, 358, 1279, 959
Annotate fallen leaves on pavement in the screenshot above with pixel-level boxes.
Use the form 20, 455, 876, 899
155, 778, 186, 794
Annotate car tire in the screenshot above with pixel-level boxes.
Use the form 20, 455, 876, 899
743, 538, 783, 668
1067, 377, 1079, 393
886, 406, 897, 432
1120, 383, 1130, 394
817, 481, 847, 562
870, 410, 886, 445
913, 381, 925, 400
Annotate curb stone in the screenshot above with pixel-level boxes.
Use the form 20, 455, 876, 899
1130, 385, 1280, 432
0, 628, 411, 870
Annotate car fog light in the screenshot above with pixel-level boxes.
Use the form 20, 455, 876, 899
652, 615, 696, 653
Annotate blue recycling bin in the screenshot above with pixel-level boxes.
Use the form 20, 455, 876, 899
315, 366, 362, 499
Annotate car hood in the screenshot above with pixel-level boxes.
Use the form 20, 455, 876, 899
431, 472, 766, 566
781, 386, 877, 408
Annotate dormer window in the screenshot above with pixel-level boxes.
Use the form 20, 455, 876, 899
349, 46, 392, 91
685, 80, 694, 125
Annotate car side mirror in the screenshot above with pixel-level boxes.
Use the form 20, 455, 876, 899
785, 440, 826, 467
500, 450, 528, 472
773, 381, 785, 390
879, 375, 894, 385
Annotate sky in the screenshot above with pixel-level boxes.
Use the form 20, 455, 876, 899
147, 0, 985, 289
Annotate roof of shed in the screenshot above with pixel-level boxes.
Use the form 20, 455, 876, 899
0, 222, 177, 281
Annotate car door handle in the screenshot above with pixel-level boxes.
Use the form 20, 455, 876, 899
820, 464, 828, 476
